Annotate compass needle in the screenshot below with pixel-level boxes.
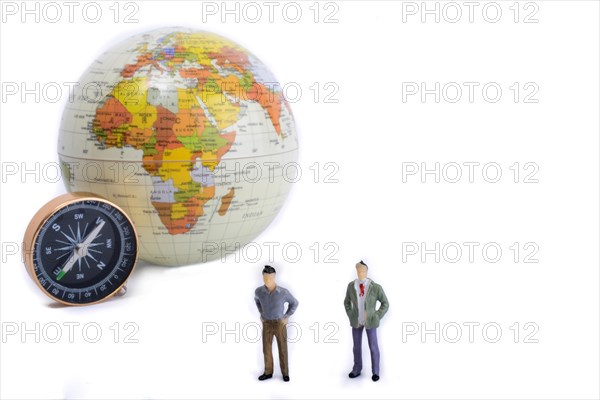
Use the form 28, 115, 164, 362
56, 252, 81, 281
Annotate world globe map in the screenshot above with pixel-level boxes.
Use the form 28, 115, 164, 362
58, 27, 298, 266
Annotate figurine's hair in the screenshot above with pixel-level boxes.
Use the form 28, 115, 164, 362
356, 260, 368, 269
263, 265, 276, 274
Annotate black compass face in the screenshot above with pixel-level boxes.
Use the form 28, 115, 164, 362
32, 199, 137, 305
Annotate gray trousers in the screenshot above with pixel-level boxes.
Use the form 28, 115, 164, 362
352, 326, 380, 375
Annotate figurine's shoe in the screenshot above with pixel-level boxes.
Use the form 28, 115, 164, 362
348, 372, 361, 378
258, 374, 273, 381
283, 376, 290, 382
372, 374, 380, 382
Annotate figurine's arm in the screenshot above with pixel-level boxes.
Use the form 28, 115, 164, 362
254, 292, 263, 315
343, 284, 352, 316
284, 291, 299, 318
376, 285, 389, 320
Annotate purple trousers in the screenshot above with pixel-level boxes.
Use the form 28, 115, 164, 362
352, 326, 380, 375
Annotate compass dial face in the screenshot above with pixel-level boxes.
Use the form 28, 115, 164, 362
27, 196, 137, 305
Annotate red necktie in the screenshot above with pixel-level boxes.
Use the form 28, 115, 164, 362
359, 283, 365, 297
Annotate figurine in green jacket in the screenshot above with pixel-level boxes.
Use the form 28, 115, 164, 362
343, 260, 389, 381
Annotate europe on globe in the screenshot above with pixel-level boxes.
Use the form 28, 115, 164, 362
58, 27, 298, 266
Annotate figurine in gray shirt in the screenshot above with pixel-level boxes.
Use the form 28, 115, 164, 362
254, 265, 299, 382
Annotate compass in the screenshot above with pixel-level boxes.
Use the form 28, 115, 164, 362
23, 192, 138, 306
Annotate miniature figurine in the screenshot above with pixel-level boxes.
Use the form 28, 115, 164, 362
254, 265, 299, 382
343, 260, 389, 381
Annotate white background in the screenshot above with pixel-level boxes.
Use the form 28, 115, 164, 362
1, 1, 599, 399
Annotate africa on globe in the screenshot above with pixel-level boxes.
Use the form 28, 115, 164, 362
58, 27, 298, 266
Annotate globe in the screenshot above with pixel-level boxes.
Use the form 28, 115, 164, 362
58, 27, 298, 266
